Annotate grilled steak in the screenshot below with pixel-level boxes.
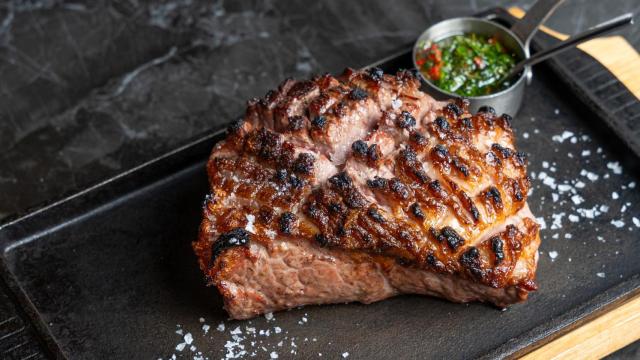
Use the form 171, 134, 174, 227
193, 68, 540, 319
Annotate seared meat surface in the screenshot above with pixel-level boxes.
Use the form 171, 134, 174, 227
193, 68, 540, 319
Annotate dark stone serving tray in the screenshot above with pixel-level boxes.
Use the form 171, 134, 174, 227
1, 8, 639, 360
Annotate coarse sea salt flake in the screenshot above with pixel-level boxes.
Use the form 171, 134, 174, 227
611, 219, 625, 228
597, 272, 605, 278
265, 312, 274, 321
552, 130, 573, 143
184, 333, 193, 345
551, 213, 565, 230
581, 150, 591, 157
570, 194, 583, 205
270, 351, 279, 359
612, 192, 619, 200
633, 217, 640, 228
230, 326, 242, 335
245, 214, 256, 233
629, 182, 636, 189
536, 217, 547, 230
568, 214, 579, 222
607, 161, 622, 174
176, 343, 186, 351
574, 181, 586, 189
557, 184, 572, 193
543, 176, 557, 189
343, 353, 350, 358
217, 323, 225, 332
548, 251, 558, 260
552, 193, 559, 202
202, 324, 210, 334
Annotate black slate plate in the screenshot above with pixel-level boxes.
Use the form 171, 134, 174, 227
1, 8, 640, 360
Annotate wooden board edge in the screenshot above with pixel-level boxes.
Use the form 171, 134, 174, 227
519, 293, 640, 360
508, 7, 640, 99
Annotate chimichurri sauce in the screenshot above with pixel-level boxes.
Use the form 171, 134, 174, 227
415, 34, 517, 97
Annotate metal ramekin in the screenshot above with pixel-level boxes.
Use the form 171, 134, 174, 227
413, 0, 564, 116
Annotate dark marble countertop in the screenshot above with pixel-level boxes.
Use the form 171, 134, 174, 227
0, 0, 638, 358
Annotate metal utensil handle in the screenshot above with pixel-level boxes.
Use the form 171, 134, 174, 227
510, 0, 565, 52
506, 13, 634, 80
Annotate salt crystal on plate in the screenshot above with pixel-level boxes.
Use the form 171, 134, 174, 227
611, 220, 625, 228
570, 195, 583, 205
536, 217, 547, 230
606, 161, 622, 174
629, 182, 636, 189
523, 132, 530, 139
184, 333, 193, 345
551, 131, 573, 143
552, 193, 559, 202
270, 351, 279, 359
612, 192, 619, 200
542, 161, 549, 168
633, 217, 640, 228
176, 343, 186, 351
217, 323, 225, 332
565, 233, 572, 239
264, 312, 274, 321
343, 352, 350, 358
574, 181, 585, 189
581, 150, 591, 157
568, 214, 579, 222
548, 251, 558, 260
550, 213, 565, 230
202, 324, 210, 334
597, 272, 606, 278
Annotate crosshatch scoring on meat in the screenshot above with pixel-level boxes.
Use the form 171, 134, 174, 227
193, 67, 540, 320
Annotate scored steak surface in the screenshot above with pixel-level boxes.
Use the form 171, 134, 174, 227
193, 68, 540, 319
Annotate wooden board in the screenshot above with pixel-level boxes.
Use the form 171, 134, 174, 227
520, 294, 640, 359
508, 7, 640, 359
508, 7, 640, 99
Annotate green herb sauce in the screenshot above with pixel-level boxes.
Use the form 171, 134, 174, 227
416, 33, 517, 97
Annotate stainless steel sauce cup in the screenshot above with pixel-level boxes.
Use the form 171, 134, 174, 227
413, 0, 565, 116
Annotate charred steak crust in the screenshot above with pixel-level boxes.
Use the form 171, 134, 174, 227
193, 68, 541, 319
